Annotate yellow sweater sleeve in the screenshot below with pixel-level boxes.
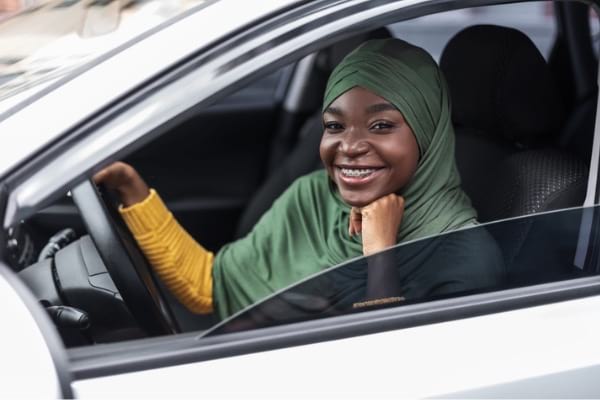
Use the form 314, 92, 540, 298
118, 189, 214, 314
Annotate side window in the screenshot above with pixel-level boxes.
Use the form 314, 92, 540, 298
208, 206, 595, 336
206, 1, 598, 335
122, 64, 292, 252
206, 1, 599, 335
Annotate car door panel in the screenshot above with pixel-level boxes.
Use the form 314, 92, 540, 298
70, 295, 600, 398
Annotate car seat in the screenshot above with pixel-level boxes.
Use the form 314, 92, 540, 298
440, 25, 589, 284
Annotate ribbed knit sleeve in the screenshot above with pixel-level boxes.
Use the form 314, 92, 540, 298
119, 189, 214, 314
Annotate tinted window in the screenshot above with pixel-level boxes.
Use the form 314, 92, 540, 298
207, 206, 592, 336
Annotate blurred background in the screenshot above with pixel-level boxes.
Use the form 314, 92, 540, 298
0, 0, 203, 109
0, 0, 598, 111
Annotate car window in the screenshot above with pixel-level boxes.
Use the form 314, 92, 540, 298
206, 206, 593, 336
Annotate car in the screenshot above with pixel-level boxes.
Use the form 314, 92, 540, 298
1, 0, 600, 397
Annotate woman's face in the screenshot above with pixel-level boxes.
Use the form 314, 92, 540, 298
320, 86, 420, 208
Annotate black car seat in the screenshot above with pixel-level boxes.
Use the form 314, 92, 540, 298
235, 28, 392, 238
440, 25, 589, 283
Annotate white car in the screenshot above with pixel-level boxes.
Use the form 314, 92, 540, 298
1, 0, 600, 397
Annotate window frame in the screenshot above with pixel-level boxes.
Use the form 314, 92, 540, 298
69, 274, 600, 379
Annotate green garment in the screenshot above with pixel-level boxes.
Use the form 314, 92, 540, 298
213, 38, 480, 319
210, 224, 505, 335
323, 38, 476, 241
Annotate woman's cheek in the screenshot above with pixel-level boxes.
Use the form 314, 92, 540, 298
319, 136, 336, 169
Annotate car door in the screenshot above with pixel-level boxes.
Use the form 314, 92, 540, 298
3, 0, 600, 397
0, 264, 72, 398
65, 0, 600, 395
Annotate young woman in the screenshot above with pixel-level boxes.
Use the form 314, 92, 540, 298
95, 38, 505, 319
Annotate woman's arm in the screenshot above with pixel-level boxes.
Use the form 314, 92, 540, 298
94, 162, 214, 314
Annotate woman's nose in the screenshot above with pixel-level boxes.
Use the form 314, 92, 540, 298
340, 130, 369, 156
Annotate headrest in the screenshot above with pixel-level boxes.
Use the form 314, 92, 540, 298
440, 25, 564, 145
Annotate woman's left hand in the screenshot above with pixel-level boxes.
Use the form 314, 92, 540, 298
349, 194, 405, 256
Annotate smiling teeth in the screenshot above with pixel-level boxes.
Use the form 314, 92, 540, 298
341, 168, 376, 177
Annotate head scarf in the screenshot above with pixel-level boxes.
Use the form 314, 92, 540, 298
322, 38, 476, 241
213, 38, 477, 319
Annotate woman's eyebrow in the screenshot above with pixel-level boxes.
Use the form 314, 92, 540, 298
324, 106, 343, 116
366, 103, 397, 114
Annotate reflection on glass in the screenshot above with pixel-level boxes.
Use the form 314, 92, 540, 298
0, 0, 205, 108
206, 206, 592, 337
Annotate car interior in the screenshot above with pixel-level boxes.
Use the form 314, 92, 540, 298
7, 0, 600, 345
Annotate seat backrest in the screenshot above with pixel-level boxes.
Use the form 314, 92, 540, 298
440, 25, 588, 279
235, 115, 323, 238
440, 24, 587, 222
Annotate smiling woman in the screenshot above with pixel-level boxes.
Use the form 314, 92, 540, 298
95, 37, 505, 320
321, 87, 420, 209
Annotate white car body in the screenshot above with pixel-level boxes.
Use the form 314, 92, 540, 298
1, 0, 600, 397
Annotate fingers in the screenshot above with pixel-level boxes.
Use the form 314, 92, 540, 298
348, 195, 404, 237
365, 194, 404, 212
358, 194, 405, 256
349, 207, 362, 236
92, 161, 132, 187
92, 168, 107, 185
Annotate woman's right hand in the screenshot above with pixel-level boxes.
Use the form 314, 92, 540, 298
93, 162, 150, 207
349, 194, 405, 256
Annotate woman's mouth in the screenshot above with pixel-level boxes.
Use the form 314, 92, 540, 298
336, 166, 384, 185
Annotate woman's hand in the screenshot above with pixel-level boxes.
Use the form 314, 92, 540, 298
349, 194, 405, 256
93, 161, 150, 207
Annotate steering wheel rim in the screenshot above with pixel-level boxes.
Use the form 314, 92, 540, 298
71, 179, 179, 336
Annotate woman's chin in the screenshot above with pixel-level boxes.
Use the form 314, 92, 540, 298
339, 193, 378, 208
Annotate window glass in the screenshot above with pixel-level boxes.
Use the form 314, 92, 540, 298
208, 206, 593, 337
388, 1, 555, 61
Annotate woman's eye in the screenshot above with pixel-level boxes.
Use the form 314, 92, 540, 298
324, 122, 344, 132
371, 121, 394, 131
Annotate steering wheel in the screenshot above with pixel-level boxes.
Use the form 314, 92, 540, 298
71, 179, 179, 336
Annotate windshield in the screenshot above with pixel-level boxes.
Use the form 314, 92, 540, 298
0, 0, 206, 112
205, 206, 592, 337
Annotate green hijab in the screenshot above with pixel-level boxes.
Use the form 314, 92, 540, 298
212, 38, 477, 319
323, 38, 476, 241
